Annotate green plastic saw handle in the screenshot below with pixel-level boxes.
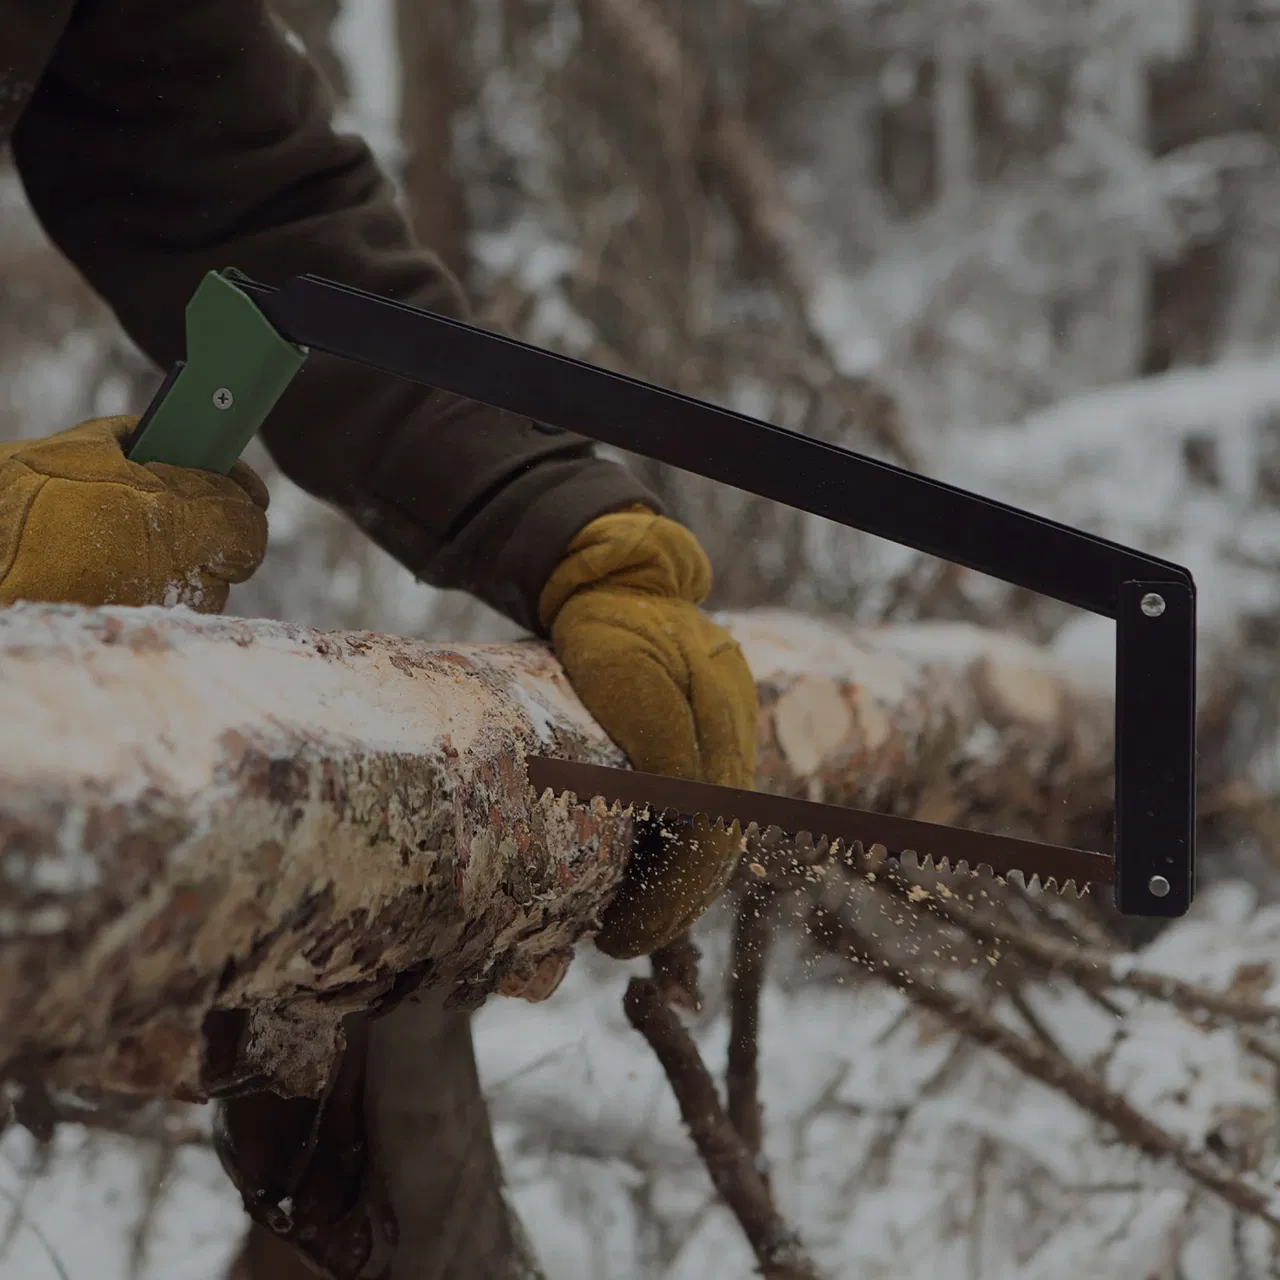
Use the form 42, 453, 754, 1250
125, 270, 308, 473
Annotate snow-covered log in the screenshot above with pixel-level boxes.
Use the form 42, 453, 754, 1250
0, 602, 1114, 1102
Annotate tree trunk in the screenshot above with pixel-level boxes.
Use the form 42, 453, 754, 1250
1, 601, 1115, 1102
229, 1224, 317, 1280
229, 993, 546, 1280
364, 990, 546, 1279
0, 602, 629, 1102
396, 0, 470, 282
0, 601, 1116, 1278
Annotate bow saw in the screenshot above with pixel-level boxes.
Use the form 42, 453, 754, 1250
126, 269, 1197, 919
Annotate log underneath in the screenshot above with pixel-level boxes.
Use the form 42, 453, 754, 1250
0, 604, 629, 1100
0, 603, 1113, 1101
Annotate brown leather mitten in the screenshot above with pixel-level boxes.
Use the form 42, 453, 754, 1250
540, 506, 758, 957
0, 415, 268, 613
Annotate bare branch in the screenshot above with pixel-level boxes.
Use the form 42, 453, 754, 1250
810, 901, 1280, 1225
623, 977, 824, 1280
726, 880, 777, 1165
651, 932, 704, 1013
875, 867, 1280, 1030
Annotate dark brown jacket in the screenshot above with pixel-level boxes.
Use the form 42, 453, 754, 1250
2, 1, 656, 631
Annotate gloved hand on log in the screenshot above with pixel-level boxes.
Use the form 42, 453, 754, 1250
0, 416, 269, 614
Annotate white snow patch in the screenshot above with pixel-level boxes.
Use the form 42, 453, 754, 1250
331, 0, 402, 169
0, 1126, 244, 1280
467, 893, 1280, 1278
942, 357, 1280, 650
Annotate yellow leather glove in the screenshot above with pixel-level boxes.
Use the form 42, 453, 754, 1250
540, 506, 758, 957
0, 416, 269, 614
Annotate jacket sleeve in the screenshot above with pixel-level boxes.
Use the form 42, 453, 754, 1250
10, 0, 659, 632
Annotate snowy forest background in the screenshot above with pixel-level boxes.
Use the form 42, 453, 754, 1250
9, 0, 1280, 1276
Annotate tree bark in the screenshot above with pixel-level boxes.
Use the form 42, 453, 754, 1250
0, 601, 1115, 1106
0, 602, 631, 1102
0, 601, 1117, 1279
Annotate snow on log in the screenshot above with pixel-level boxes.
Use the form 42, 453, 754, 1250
0, 602, 1114, 1101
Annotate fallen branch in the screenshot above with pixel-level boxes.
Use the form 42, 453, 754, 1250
726, 880, 777, 1165
810, 900, 1280, 1225
0, 604, 1113, 1101
873, 863, 1280, 1030
623, 977, 823, 1280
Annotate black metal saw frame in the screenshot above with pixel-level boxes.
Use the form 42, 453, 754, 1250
130, 271, 1198, 918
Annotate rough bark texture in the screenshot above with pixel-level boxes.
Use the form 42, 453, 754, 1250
0, 602, 632, 1103
0, 602, 1115, 1106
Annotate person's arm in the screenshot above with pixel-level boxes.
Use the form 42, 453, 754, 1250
11, 0, 658, 631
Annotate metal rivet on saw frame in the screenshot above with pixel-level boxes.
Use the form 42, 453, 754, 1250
212, 387, 235, 410
1148, 874, 1171, 898
1140, 592, 1166, 618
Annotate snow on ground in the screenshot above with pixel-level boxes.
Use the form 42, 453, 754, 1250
0, 1125, 243, 1280
477, 881, 1280, 1280
7, 882, 1280, 1279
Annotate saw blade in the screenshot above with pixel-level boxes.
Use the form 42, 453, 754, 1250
526, 755, 1113, 894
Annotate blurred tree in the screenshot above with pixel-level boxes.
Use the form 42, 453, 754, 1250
397, 0, 472, 282
271, 0, 350, 98
8, 4, 1280, 1278
448, 0, 1280, 627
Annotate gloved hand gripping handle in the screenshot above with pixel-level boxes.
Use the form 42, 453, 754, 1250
124, 270, 308, 473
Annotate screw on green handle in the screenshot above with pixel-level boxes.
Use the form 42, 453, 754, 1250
126, 269, 308, 473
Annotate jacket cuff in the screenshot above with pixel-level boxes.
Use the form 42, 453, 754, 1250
428, 456, 665, 635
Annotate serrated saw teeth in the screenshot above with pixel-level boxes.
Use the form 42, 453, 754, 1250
526, 756, 1115, 897
893, 850, 1088, 898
